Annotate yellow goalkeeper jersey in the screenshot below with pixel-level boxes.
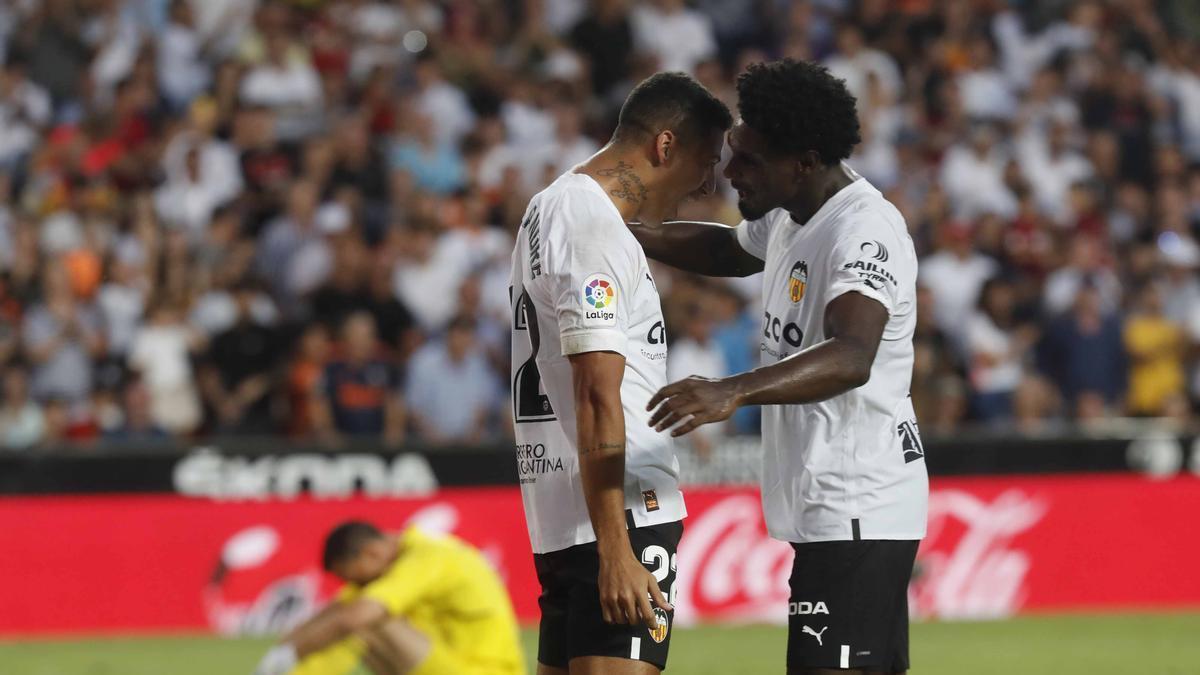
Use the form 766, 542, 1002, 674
328, 526, 525, 675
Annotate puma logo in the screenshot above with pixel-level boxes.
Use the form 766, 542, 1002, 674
802, 625, 828, 646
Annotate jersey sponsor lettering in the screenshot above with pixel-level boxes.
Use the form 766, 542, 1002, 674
789, 601, 830, 615
514, 443, 565, 484
525, 206, 544, 279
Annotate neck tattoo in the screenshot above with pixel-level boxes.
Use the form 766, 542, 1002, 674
595, 161, 649, 204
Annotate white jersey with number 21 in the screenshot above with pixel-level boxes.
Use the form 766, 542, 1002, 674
736, 168, 928, 543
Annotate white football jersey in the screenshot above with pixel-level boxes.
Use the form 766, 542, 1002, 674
510, 172, 685, 554
736, 169, 928, 543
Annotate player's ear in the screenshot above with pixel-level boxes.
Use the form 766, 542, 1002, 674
653, 130, 676, 167
796, 149, 822, 175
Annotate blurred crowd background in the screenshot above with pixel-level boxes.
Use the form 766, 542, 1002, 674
1, 0, 1200, 453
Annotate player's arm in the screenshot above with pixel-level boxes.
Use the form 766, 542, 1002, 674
648, 292, 887, 435
288, 597, 387, 656
569, 350, 672, 629
253, 599, 387, 674
627, 220, 764, 277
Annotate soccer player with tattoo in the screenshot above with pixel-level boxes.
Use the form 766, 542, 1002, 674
508, 72, 731, 674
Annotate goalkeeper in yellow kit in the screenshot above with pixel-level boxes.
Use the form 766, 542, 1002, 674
253, 521, 525, 675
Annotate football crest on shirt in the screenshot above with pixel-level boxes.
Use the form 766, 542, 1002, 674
788, 260, 809, 303
582, 274, 617, 324
649, 607, 670, 643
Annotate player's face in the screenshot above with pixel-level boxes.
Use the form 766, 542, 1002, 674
662, 128, 724, 206
724, 120, 796, 221
332, 540, 393, 585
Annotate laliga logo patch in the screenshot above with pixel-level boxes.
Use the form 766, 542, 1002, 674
649, 607, 670, 643
582, 274, 617, 324
585, 276, 615, 308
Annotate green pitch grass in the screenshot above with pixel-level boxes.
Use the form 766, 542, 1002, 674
2, 613, 1198, 675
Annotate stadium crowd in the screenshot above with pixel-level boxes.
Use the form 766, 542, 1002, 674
1, 0, 1200, 450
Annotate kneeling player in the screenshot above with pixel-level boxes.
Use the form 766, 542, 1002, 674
253, 521, 524, 675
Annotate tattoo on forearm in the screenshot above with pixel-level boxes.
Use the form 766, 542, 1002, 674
580, 441, 625, 455
595, 161, 648, 204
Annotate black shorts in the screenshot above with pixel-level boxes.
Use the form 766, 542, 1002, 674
787, 539, 919, 672
534, 518, 683, 671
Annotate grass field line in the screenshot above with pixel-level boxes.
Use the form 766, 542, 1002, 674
1, 613, 1198, 675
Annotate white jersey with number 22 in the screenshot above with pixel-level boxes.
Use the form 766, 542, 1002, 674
509, 172, 686, 554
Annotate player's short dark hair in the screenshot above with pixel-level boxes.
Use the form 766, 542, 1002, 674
613, 72, 732, 144
322, 521, 384, 571
736, 59, 861, 165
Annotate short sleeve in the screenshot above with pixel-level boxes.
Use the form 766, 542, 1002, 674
539, 194, 636, 357
734, 216, 772, 261
824, 226, 911, 316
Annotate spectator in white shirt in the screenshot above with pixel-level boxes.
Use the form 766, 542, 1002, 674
958, 35, 1018, 122
1150, 44, 1200, 162
391, 195, 508, 331
286, 202, 353, 299
542, 101, 600, 178
850, 110, 900, 192
128, 297, 205, 435
0, 57, 52, 168
96, 244, 149, 359
0, 365, 44, 450
992, 4, 1097, 91
413, 55, 475, 148
1158, 232, 1200, 327
940, 123, 1019, 220
965, 278, 1036, 424
342, 0, 442, 80
391, 220, 475, 333
919, 221, 1000, 352
500, 78, 556, 151
161, 97, 243, 213
154, 145, 225, 241
189, 0, 256, 62
630, 0, 717, 74
506, 99, 600, 192
1042, 236, 1123, 316
157, 0, 212, 110
823, 22, 902, 110
1016, 116, 1094, 225
239, 31, 322, 138
86, 0, 143, 110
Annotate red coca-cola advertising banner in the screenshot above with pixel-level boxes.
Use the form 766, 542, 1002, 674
2, 474, 1199, 636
